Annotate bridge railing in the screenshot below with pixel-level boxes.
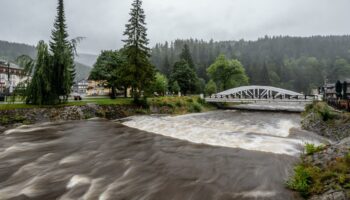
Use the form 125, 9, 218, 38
327, 98, 350, 112
205, 95, 317, 103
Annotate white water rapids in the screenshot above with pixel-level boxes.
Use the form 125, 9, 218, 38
122, 110, 327, 156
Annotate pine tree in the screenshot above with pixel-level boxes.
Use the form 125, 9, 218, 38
50, 0, 75, 102
259, 64, 270, 86
343, 81, 348, 99
162, 54, 171, 77
180, 44, 195, 69
123, 0, 155, 101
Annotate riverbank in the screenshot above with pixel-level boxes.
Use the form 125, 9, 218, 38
288, 102, 350, 199
0, 96, 213, 131
302, 102, 350, 141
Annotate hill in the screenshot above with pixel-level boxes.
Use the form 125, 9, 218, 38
151, 35, 350, 93
0, 40, 92, 81
75, 53, 98, 67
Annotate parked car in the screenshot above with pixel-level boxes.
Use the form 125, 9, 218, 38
71, 93, 83, 101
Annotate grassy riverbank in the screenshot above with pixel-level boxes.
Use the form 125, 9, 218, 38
287, 102, 350, 199
0, 98, 133, 111
302, 102, 350, 141
287, 143, 350, 199
0, 96, 214, 128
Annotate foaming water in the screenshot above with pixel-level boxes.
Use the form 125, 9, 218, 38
0, 112, 325, 200
122, 110, 324, 156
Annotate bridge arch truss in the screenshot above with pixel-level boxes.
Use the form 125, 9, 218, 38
206, 86, 316, 103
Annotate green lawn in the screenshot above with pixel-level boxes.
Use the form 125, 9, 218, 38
0, 98, 134, 110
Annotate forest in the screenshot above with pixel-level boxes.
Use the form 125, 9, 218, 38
151, 36, 350, 93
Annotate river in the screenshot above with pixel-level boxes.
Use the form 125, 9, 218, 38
0, 110, 327, 200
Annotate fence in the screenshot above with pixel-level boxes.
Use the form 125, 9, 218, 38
327, 98, 350, 112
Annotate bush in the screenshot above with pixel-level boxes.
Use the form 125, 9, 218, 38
196, 96, 206, 105
287, 165, 312, 197
134, 97, 149, 108
190, 102, 202, 113
175, 100, 184, 107
345, 152, 350, 164
186, 98, 193, 103
305, 143, 325, 155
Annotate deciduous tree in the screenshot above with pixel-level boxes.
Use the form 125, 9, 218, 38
207, 54, 249, 91
90, 50, 129, 98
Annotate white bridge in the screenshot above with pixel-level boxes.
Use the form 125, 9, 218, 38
206, 86, 317, 104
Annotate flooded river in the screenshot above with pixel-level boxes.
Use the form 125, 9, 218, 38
0, 110, 326, 200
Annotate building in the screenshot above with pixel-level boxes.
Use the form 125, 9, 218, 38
323, 79, 350, 99
87, 80, 110, 96
0, 60, 26, 94
72, 79, 89, 95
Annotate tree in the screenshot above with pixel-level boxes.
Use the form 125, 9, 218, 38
258, 64, 270, 85
180, 44, 195, 69
343, 81, 348, 99
207, 54, 249, 91
328, 58, 350, 82
195, 78, 206, 94
171, 81, 180, 94
170, 60, 198, 95
123, 0, 155, 101
146, 72, 168, 96
89, 50, 129, 98
335, 80, 342, 99
50, 0, 76, 102
15, 41, 54, 105
15, 0, 79, 105
205, 80, 217, 96
162, 54, 171, 77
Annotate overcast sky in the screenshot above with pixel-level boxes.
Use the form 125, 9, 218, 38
1, 0, 350, 54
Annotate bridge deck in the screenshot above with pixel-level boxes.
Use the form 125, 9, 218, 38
205, 98, 314, 104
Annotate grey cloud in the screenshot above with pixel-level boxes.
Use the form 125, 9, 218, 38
1, 0, 350, 54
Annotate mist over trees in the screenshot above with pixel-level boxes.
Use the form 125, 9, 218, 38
151, 36, 350, 93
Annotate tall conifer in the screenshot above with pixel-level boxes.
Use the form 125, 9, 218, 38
123, 0, 155, 101
50, 0, 75, 102
180, 44, 195, 69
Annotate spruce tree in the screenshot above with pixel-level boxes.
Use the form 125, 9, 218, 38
50, 0, 75, 102
162, 54, 171, 77
180, 44, 195, 69
343, 81, 348, 99
259, 64, 270, 86
123, 0, 155, 101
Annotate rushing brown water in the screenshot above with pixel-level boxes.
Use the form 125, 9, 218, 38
0, 111, 326, 200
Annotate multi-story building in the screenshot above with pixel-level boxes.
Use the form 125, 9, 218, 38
0, 60, 26, 94
323, 79, 350, 99
72, 79, 89, 95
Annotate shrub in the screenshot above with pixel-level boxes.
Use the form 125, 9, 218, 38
134, 97, 149, 108
190, 102, 202, 113
0, 116, 9, 125
314, 103, 334, 121
305, 143, 325, 155
287, 165, 312, 197
196, 96, 206, 105
186, 98, 193, 103
175, 100, 184, 107
345, 152, 350, 164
